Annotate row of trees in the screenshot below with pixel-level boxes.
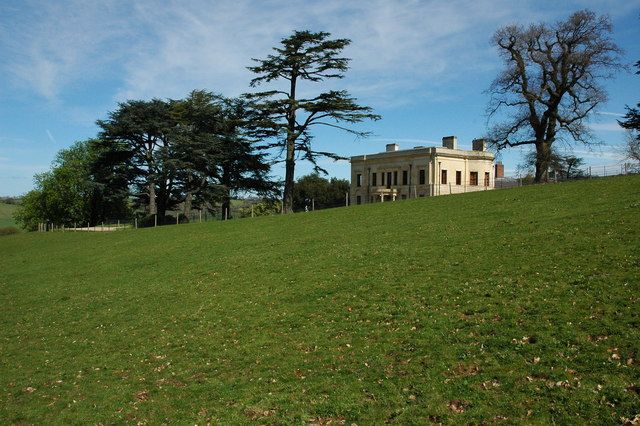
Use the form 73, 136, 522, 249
16, 31, 379, 229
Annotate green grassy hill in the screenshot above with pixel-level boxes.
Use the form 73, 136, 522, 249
0, 202, 18, 228
1, 176, 638, 424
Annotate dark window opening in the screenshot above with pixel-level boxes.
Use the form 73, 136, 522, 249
419, 169, 426, 185
386, 172, 392, 189
356, 173, 362, 187
372, 173, 377, 186
441, 170, 447, 185
456, 171, 461, 185
470, 171, 478, 186
402, 170, 408, 185
356, 195, 361, 205
393, 171, 398, 186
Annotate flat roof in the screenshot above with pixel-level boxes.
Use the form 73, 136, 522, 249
350, 146, 494, 162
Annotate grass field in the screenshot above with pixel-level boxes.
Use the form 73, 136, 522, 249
0, 176, 638, 424
0, 202, 18, 228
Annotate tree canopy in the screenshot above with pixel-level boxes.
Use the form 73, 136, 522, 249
14, 140, 130, 230
486, 10, 623, 182
292, 173, 349, 212
618, 60, 640, 164
246, 30, 380, 213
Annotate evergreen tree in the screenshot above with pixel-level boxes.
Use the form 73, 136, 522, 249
246, 30, 380, 213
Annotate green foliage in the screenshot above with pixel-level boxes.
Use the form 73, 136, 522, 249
98, 92, 276, 223
518, 149, 586, 180
237, 199, 281, 218
13, 141, 130, 230
0, 176, 638, 423
0, 226, 19, 236
247, 30, 380, 212
292, 173, 349, 211
618, 60, 640, 163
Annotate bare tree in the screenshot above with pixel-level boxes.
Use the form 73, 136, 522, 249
486, 10, 623, 182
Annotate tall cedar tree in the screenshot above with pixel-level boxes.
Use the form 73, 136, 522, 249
97, 99, 180, 224
172, 91, 276, 220
247, 30, 380, 213
216, 96, 276, 219
171, 91, 226, 218
486, 10, 622, 182
618, 61, 640, 163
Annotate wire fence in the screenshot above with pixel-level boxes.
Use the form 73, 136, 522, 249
36, 162, 637, 232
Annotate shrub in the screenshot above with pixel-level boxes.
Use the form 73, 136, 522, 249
0, 226, 20, 236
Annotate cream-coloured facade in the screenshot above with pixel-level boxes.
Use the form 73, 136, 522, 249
350, 136, 495, 204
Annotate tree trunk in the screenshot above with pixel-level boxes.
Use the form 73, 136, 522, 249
148, 180, 157, 215
534, 141, 551, 183
283, 140, 295, 213
184, 191, 192, 219
283, 73, 297, 214
183, 174, 193, 220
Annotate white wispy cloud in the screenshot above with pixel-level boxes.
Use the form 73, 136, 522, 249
45, 129, 57, 144
588, 122, 625, 132
5, 0, 636, 108
596, 111, 625, 117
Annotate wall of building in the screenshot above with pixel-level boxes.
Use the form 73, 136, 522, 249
350, 142, 494, 205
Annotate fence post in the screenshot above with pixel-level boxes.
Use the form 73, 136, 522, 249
345, 192, 349, 207
251, 204, 254, 218
312, 198, 315, 211
117, 220, 120, 229
176, 214, 179, 225
224, 208, 228, 221
154, 214, 157, 227
101, 222, 104, 231
135, 218, 138, 229
199, 210, 202, 223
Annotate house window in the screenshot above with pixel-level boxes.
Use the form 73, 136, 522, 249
372, 173, 377, 186
419, 169, 426, 185
470, 171, 478, 186
441, 169, 447, 185
456, 170, 461, 185
356, 195, 361, 205
402, 170, 408, 185
356, 173, 362, 187
484, 172, 490, 187
381, 172, 385, 186
393, 171, 398, 186
386, 172, 392, 189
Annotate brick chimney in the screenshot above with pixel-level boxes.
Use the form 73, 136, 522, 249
386, 143, 399, 152
494, 162, 504, 178
472, 138, 487, 151
442, 136, 457, 149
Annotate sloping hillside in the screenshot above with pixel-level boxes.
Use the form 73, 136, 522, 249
0, 202, 18, 228
0, 176, 638, 424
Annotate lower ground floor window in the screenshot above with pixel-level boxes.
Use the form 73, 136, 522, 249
356, 195, 361, 204
470, 171, 478, 186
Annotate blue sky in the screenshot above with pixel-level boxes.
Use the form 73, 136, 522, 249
1, 0, 639, 196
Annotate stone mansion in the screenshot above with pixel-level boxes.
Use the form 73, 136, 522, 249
350, 136, 499, 204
